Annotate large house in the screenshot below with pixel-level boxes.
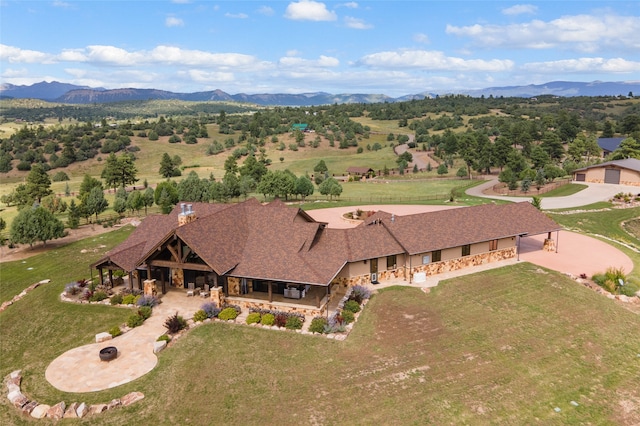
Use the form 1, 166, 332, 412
93, 199, 561, 316
573, 158, 640, 186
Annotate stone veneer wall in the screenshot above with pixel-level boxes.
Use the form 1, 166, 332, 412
411, 247, 516, 277
229, 298, 326, 317
332, 247, 517, 287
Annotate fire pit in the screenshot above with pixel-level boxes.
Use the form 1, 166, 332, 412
99, 346, 118, 362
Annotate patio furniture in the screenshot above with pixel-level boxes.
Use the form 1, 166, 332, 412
284, 287, 301, 299
200, 284, 210, 298
186, 282, 196, 297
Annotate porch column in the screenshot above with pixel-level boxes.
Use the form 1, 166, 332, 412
108, 269, 113, 287
315, 291, 320, 308
161, 269, 166, 294
137, 271, 142, 289
99, 267, 104, 287
268, 281, 273, 303
129, 272, 134, 290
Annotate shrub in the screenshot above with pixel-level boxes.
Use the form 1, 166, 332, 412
64, 283, 80, 296
218, 307, 238, 321
164, 312, 187, 334
122, 294, 137, 305
109, 325, 122, 337
275, 313, 288, 328
593, 267, 627, 294
350, 285, 371, 303
324, 313, 347, 333
260, 313, 275, 326
156, 334, 170, 342
110, 293, 123, 305
81, 289, 93, 301
309, 317, 328, 333
246, 312, 261, 324
127, 314, 144, 328
89, 291, 108, 302
193, 309, 208, 322
136, 294, 160, 307
201, 302, 220, 318
138, 306, 153, 320
341, 310, 355, 324
343, 300, 361, 313
285, 316, 303, 330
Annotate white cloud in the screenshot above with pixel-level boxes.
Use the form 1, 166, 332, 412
0, 44, 52, 63
278, 55, 339, 69
446, 13, 640, 52
257, 6, 275, 16
52, 1, 71, 8
413, 33, 430, 44
502, 4, 537, 16
522, 57, 640, 74
166, 16, 184, 27
344, 16, 372, 29
225, 12, 248, 19
284, 1, 337, 21
341, 2, 359, 8
356, 50, 514, 72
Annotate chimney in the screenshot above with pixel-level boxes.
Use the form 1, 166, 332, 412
178, 203, 197, 226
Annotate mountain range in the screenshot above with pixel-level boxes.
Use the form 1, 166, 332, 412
1, 80, 638, 106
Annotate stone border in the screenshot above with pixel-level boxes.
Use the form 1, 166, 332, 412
0, 279, 50, 314
4, 370, 144, 420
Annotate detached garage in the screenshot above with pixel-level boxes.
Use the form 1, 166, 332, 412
573, 158, 640, 186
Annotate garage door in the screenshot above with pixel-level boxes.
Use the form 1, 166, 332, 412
575, 173, 586, 182
604, 168, 621, 184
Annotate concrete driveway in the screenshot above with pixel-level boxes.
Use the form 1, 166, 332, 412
466, 179, 639, 209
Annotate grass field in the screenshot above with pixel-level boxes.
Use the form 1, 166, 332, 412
1, 252, 639, 424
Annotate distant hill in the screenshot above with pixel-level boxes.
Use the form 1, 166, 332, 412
1, 80, 638, 106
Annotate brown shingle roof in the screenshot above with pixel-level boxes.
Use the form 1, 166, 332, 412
97, 199, 561, 286
369, 202, 561, 254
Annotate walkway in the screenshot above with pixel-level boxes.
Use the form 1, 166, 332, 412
465, 179, 639, 209
46, 290, 203, 393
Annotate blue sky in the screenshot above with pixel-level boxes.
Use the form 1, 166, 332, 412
1, 1, 639, 96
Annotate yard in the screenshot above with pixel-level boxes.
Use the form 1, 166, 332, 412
1, 226, 640, 424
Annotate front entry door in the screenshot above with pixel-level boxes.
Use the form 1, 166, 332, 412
370, 258, 378, 283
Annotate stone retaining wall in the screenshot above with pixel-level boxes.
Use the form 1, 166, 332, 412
4, 370, 144, 420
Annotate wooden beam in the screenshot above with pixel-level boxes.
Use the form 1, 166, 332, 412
167, 244, 179, 262
148, 259, 213, 272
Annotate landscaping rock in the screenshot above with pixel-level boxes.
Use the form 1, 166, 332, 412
64, 402, 79, 418
31, 404, 50, 419
9, 370, 22, 382
96, 332, 112, 343
47, 402, 66, 420
89, 404, 107, 415
106, 398, 121, 410
21, 400, 38, 415
76, 402, 88, 418
7, 390, 28, 408
121, 391, 144, 406
153, 340, 167, 354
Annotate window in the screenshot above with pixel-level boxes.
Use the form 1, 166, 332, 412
422, 255, 430, 265
462, 244, 471, 257
432, 250, 441, 262
387, 255, 397, 269
489, 239, 498, 251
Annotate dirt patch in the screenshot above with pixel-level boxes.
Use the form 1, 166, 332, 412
0, 218, 139, 263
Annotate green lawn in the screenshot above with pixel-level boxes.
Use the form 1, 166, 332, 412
538, 183, 588, 198
2, 259, 639, 424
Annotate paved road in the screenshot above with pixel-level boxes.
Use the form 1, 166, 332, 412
466, 179, 640, 209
